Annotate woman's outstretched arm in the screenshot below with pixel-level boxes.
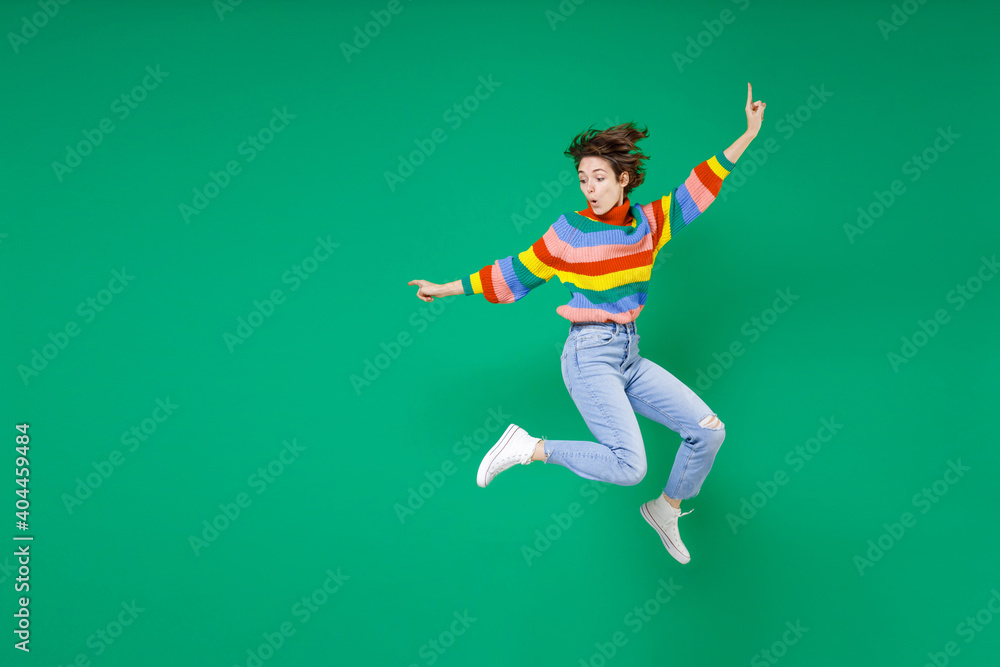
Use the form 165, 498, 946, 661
408, 279, 462, 302
724, 82, 766, 163
410, 226, 557, 304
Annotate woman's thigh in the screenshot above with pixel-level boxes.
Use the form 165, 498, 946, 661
623, 355, 720, 439
561, 330, 644, 453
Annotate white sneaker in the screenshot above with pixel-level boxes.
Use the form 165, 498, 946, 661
477, 424, 540, 488
640, 495, 695, 564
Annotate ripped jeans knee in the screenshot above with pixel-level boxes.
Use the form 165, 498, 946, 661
699, 413, 724, 430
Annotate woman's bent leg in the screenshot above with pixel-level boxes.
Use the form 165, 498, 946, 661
543, 329, 647, 486
623, 355, 725, 500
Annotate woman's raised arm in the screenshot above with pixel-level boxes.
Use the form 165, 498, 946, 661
724, 82, 766, 163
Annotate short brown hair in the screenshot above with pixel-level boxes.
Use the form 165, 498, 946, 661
564, 121, 650, 197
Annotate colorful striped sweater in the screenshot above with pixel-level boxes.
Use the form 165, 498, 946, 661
460, 150, 738, 323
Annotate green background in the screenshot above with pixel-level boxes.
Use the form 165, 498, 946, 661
3, 0, 999, 665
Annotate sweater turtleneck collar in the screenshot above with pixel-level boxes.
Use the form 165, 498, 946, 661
581, 197, 633, 226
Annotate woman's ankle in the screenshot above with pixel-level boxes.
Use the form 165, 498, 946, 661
531, 438, 547, 462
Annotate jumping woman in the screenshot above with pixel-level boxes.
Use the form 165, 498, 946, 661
408, 83, 766, 564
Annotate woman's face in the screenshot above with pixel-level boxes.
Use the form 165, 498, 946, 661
578, 156, 628, 215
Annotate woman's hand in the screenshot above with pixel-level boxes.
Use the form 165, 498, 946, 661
408, 279, 443, 302
746, 82, 766, 137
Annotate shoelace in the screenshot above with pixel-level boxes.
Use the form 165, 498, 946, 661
678, 508, 695, 518
489, 451, 530, 478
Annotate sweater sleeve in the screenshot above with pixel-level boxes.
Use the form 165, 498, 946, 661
461, 228, 557, 304
639, 151, 737, 255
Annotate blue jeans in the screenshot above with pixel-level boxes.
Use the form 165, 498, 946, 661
542, 321, 726, 500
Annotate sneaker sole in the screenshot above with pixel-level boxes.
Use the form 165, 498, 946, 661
477, 423, 520, 488
640, 502, 690, 564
